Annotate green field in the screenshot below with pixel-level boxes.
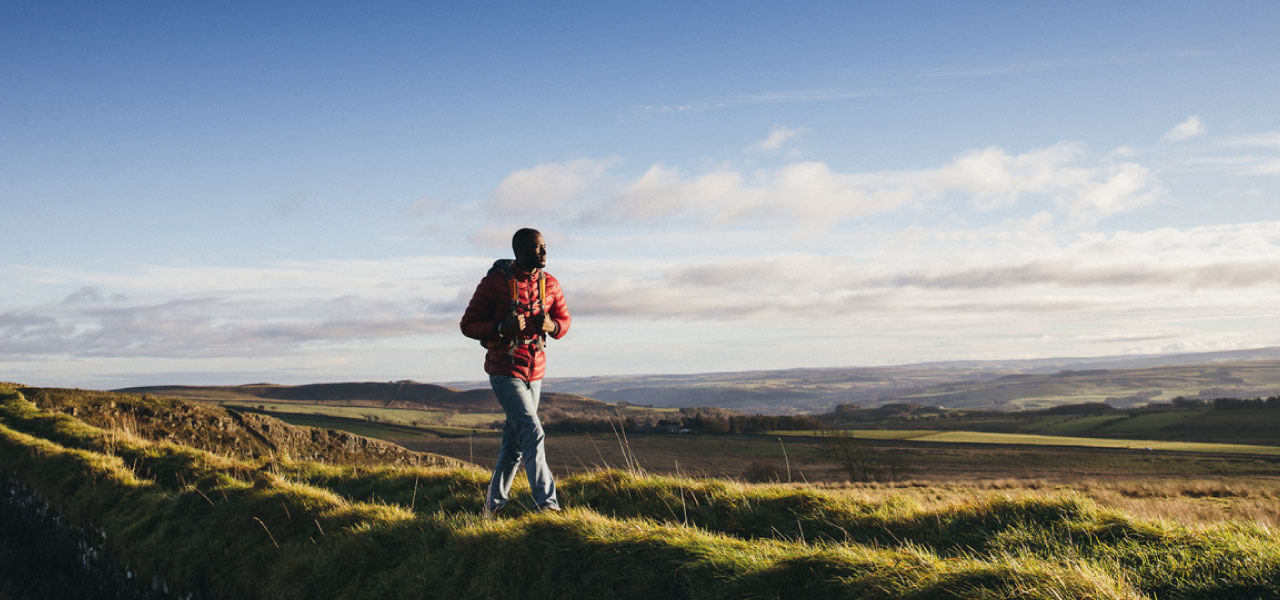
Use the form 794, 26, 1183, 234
774, 428, 1280, 456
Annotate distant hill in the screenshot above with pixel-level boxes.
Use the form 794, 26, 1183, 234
117, 380, 612, 415
113, 347, 1280, 416
911, 346, 1280, 373
532, 348, 1280, 414
884, 361, 1280, 411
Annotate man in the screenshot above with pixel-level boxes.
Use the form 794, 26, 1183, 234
460, 228, 571, 514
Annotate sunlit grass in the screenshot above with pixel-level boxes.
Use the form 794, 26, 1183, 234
4, 385, 1280, 600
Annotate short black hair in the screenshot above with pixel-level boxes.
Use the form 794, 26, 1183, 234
512, 228, 541, 253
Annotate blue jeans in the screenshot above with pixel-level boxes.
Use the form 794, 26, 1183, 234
486, 375, 559, 511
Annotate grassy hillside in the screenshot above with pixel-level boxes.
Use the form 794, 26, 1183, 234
3, 384, 1280, 599
23, 387, 467, 468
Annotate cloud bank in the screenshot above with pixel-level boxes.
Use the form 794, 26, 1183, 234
488, 141, 1160, 228
9, 221, 1279, 365
7, 130, 1278, 385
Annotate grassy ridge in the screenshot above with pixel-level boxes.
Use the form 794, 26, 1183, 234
3, 386, 1278, 599
305, 467, 1280, 599
222, 400, 504, 430
23, 386, 467, 468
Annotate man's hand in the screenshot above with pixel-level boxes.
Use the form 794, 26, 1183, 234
533, 314, 557, 333
502, 313, 526, 335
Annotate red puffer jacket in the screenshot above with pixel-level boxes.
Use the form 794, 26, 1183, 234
459, 266, 571, 382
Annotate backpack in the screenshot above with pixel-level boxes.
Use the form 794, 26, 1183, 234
484, 259, 546, 355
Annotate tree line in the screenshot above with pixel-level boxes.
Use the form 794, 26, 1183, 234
543, 407, 820, 434
1171, 395, 1280, 409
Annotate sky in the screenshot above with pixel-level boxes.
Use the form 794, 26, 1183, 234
4, 1, 1280, 388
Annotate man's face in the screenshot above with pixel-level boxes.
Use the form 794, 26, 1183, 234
515, 233, 547, 270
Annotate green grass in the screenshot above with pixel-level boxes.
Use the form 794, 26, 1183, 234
865, 406, 1280, 447
773, 429, 1280, 455
4, 385, 1280, 599
263, 413, 429, 441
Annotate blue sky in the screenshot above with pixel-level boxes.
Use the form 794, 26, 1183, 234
4, 2, 1280, 387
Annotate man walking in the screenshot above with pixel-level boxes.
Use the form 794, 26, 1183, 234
460, 228, 571, 514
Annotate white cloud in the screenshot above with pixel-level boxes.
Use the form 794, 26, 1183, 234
8, 221, 1280, 382
490, 142, 1159, 228
935, 143, 1092, 210
4, 257, 489, 359
1058, 162, 1158, 225
490, 158, 616, 215
751, 126, 806, 152
555, 221, 1280, 322
1161, 115, 1206, 142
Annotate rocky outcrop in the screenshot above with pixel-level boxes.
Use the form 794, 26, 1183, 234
26, 388, 468, 468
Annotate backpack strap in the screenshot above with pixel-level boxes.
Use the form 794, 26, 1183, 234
481, 258, 547, 353
535, 270, 547, 351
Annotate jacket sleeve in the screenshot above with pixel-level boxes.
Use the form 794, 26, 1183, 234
546, 274, 571, 340
460, 273, 502, 343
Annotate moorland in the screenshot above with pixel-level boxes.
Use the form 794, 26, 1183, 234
3, 376, 1280, 599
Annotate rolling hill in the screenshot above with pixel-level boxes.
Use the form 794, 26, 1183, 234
535, 349, 1280, 413
886, 360, 1280, 410
116, 380, 614, 415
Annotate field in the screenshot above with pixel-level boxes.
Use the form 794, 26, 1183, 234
5, 385, 1280, 599
772, 429, 1280, 455
849, 405, 1280, 446
240, 397, 1280, 515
